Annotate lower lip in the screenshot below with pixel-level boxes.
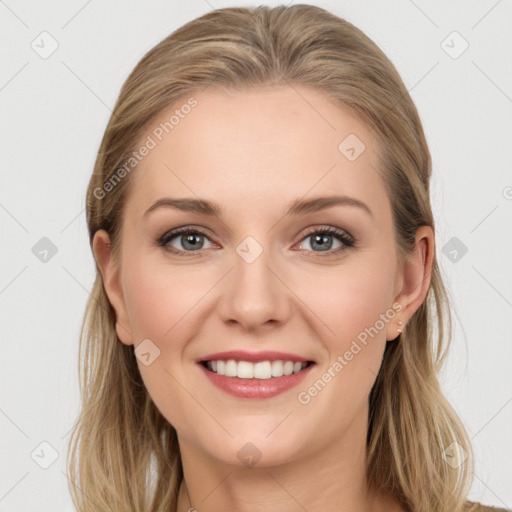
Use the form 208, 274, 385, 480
198, 363, 315, 399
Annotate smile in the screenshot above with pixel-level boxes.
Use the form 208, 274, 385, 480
202, 359, 312, 379
197, 350, 316, 399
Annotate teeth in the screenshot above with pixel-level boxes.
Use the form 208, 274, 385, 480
271, 360, 284, 377
225, 359, 237, 377
205, 359, 308, 379
283, 361, 294, 376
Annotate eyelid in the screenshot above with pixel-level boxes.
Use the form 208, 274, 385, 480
294, 225, 355, 257
157, 225, 216, 253
299, 225, 354, 244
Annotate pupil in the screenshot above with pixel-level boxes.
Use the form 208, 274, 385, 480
183, 233, 202, 250
313, 234, 332, 251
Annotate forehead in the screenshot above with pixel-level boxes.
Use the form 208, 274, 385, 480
126, 85, 388, 222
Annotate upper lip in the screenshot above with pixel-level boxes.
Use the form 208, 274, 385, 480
197, 350, 314, 364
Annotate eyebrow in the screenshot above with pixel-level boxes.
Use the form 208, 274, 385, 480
143, 195, 373, 219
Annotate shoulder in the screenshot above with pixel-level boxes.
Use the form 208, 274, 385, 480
466, 501, 512, 512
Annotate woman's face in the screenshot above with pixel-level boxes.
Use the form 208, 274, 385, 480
94, 85, 431, 468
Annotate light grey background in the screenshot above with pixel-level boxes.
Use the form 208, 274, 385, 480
1, 0, 511, 510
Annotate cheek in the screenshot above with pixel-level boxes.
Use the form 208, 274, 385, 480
122, 256, 207, 342
120, 256, 208, 428
299, 254, 396, 406
301, 267, 394, 409
303, 258, 396, 345
123, 269, 173, 341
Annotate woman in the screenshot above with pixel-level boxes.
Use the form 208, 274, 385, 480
67, 5, 510, 512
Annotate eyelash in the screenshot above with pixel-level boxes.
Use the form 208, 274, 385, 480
156, 225, 356, 258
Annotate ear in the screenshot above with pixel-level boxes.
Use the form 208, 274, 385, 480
386, 225, 435, 341
92, 229, 134, 346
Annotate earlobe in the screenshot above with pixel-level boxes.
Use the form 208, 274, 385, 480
92, 230, 134, 346
387, 226, 435, 341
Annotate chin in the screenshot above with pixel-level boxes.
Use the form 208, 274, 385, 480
199, 427, 308, 469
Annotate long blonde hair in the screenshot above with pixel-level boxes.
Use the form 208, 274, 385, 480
67, 5, 476, 511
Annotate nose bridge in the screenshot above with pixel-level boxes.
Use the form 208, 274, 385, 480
217, 234, 291, 329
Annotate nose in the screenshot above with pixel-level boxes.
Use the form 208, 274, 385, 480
216, 243, 292, 332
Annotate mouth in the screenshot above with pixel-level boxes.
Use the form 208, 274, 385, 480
200, 359, 315, 379
196, 351, 316, 399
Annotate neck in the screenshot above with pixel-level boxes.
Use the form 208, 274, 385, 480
175, 405, 401, 512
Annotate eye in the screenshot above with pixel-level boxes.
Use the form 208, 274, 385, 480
296, 226, 355, 255
158, 227, 215, 255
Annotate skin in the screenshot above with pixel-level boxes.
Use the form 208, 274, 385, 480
93, 84, 433, 512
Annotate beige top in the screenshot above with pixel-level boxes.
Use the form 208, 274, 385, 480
467, 502, 511, 512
